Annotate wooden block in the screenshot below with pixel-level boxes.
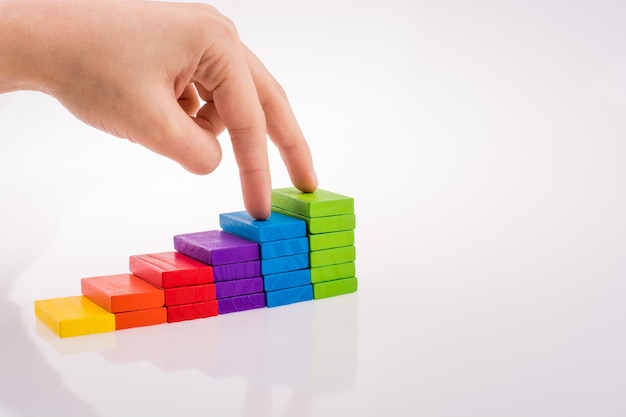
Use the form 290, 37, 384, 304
167, 300, 219, 323
213, 260, 261, 281
310, 262, 356, 284
313, 277, 358, 299
219, 211, 306, 242
81, 273, 164, 313
173, 230, 259, 265
115, 307, 167, 330
261, 253, 309, 275
218, 292, 266, 314
309, 230, 355, 251
215, 277, 264, 299
271, 188, 354, 217
129, 251, 214, 288
266, 284, 313, 308
271, 207, 356, 234
259, 236, 309, 259
264, 269, 311, 292
164, 283, 216, 306
34, 296, 115, 338
310, 246, 356, 268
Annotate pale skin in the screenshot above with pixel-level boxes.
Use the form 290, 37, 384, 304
0, 0, 318, 219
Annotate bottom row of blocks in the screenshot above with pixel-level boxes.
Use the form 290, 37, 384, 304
35, 276, 358, 338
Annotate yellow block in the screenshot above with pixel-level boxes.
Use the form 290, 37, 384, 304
34, 296, 116, 338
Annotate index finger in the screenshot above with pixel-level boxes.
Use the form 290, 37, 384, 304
197, 36, 271, 219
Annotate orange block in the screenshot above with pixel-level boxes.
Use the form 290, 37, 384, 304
115, 307, 167, 330
81, 273, 164, 313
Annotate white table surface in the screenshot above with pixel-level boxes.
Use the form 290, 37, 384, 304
2, 1, 626, 416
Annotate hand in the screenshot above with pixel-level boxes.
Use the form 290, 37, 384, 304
0, 0, 317, 219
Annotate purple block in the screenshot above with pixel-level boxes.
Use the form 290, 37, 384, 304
216, 277, 264, 299
218, 292, 266, 314
213, 260, 261, 281
173, 230, 258, 265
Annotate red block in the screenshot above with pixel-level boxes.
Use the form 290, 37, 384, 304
129, 252, 214, 289
167, 300, 219, 323
81, 273, 164, 313
115, 307, 167, 330
164, 283, 216, 306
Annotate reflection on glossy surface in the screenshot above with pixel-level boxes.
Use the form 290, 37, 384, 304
25, 295, 358, 417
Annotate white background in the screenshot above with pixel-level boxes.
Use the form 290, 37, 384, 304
1, 0, 626, 416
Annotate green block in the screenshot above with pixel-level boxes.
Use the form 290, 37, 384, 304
271, 207, 356, 234
311, 262, 356, 284
309, 230, 355, 251
310, 245, 356, 268
313, 277, 358, 299
271, 188, 354, 217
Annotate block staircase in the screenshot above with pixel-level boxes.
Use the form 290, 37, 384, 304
34, 188, 358, 337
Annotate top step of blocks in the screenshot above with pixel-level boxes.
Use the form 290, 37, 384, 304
271, 188, 354, 218
220, 211, 306, 242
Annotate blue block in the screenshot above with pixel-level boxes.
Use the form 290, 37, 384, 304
220, 211, 306, 243
263, 269, 311, 292
261, 253, 309, 275
259, 237, 309, 259
266, 284, 313, 308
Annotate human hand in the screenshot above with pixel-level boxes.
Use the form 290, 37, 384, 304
0, 0, 317, 219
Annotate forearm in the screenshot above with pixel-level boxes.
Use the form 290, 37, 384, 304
0, 1, 40, 92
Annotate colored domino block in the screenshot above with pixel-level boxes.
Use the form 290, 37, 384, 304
215, 277, 264, 299
266, 284, 313, 308
263, 269, 311, 292
213, 260, 261, 281
219, 211, 306, 242
129, 251, 214, 288
167, 300, 219, 323
313, 277, 358, 299
81, 273, 164, 313
218, 292, 266, 314
309, 230, 355, 251
259, 237, 309, 259
310, 262, 356, 284
309, 246, 356, 268
164, 284, 216, 306
271, 188, 354, 217
261, 252, 309, 275
271, 207, 356, 234
173, 230, 259, 265
115, 307, 167, 330
34, 296, 115, 338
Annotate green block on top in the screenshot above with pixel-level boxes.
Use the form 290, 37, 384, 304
272, 207, 356, 234
309, 230, 355, 251
271, 188, 354, 217
313, 277, 358, 299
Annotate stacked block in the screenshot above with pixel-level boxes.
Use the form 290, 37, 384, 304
173, 230, 266, 314
81, 273, 167, 330
129, 252, 217, 322
34, 187, 357, 337
220, 211, 313, 308
271, 188, 358, 299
